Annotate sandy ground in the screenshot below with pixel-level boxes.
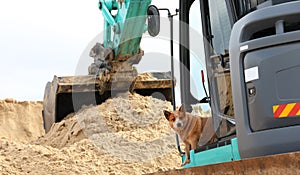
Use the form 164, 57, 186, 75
0, 93, 183, 175
0, 99, 44, 142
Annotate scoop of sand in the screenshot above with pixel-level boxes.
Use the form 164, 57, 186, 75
36, 92, 177, 156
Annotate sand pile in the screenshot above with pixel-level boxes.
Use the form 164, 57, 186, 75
0, 99, 44, 142
0, 138, 179, 175
35, 113, 86, 149
1, 93, 182, 174
75, 92, 179, 162
191, 104, 211, 117
135, 72, 158, 81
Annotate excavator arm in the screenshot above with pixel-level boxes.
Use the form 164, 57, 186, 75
42, 0, 172, 133
88, 0, 152, 76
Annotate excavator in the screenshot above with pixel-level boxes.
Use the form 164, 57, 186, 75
43, 0, 300, 173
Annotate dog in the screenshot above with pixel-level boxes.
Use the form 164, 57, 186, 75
164, 104, 216, 166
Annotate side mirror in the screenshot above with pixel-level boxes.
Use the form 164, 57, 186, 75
147, 5, 160, 37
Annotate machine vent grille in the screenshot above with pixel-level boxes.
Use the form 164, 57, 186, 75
250, 21, 300, 40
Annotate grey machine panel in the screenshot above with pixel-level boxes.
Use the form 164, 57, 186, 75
245, 43, 300, 131
230, 1, 300, 159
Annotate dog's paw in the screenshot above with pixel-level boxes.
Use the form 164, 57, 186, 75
181, 159, 190, 167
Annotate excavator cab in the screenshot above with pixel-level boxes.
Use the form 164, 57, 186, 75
179, 0, 300, 167
178, 0, 239, 167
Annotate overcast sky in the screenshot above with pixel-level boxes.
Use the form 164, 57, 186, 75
0, 0, 206, 102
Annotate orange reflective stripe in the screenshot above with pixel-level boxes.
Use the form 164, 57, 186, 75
273, 102, 300, 118
273, 105, 279, 113
274, 104, 287, 118
288, 103, 300, 117
280, 103, 296, 118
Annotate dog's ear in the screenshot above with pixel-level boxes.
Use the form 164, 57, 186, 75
179, 104, 186, 114
163, 110, 171, 120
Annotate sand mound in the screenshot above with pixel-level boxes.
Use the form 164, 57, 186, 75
76, 93, 178, 162
0, 138, 180, 175
35, 113, 85, 149
37, 92, 175, 146
135, 72, 158, 81
0, 93, 216, 174
0, 99, 44, 142
191, 104, 211, 117
28, 92, 181, 174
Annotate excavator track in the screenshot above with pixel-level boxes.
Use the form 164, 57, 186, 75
145, 151, 300, 175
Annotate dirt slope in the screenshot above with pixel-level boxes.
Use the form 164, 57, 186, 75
0, 99, 44, 142
0, 94, 182, 175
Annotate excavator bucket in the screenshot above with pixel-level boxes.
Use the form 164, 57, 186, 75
42, 72, 173, 132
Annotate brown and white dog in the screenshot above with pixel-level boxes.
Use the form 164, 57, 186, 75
164, 104, 216, 166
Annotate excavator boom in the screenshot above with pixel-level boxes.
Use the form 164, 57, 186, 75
42, 0, 172, 132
